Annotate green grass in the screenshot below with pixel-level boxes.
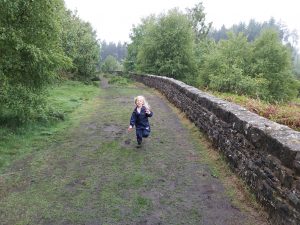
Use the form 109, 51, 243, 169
0, 80, 156, 224
107, 74, 132, 86
0, 80, 101, 172
48, 80, 100, 114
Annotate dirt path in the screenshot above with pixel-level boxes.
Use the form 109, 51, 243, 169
0, 79, 269, 225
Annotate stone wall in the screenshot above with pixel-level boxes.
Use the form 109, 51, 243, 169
132, 73, 300, 225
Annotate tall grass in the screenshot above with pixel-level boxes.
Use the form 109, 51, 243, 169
211, 91, 300, 131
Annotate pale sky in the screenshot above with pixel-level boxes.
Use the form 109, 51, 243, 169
64, 0, 299, 48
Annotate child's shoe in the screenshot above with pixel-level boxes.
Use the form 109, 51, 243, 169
136, 140, 142, 148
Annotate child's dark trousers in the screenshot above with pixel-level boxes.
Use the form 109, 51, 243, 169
136, 128, 150, 144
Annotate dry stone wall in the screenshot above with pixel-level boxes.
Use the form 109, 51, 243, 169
132, 73, 300, 225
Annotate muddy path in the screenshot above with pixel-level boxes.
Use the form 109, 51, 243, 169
0, 78, 269, 225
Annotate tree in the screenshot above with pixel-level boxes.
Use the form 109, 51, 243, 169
100, 41, 116, 60
198, 32, 267, 97
0, 0, 69, 122
100, 41, 127, 64
136, 9, 197, 82
124, 16, 156, 72
294, 54, 300, 79
186, 2, 212, 42
246, 19, 262, 42
61, 10, 100, 82
116, 41, 127, 61
198, 29, 298, 102
251, 29, 298, 101
101, 55, 120, 72
208, 18, 299, 82
209, 25, 228, 42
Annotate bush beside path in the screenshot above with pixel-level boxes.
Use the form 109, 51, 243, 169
0, 77, 269, 225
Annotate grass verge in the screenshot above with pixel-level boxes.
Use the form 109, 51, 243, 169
0, 78, 155, 224
0, 80, 101, 172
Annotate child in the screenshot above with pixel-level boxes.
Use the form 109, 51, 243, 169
128, 95, 153, 147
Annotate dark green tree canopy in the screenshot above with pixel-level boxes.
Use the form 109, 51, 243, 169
0, 0, 69, 122
186, 2, 212, 42
0, 0, 101, 123
61, 10, 100, 81
126, 9, 198, 81
198, 29, 298, 102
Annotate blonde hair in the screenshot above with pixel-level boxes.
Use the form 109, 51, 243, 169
134, 95, 150, 110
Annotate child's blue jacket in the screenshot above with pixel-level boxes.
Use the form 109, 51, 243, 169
130, 106, 153, 129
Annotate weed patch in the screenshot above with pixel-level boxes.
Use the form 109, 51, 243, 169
107, 74, 132, 86
210, 91, 300, 131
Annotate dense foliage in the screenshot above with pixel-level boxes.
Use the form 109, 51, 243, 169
0, 0, 68, 123
0, 0, 100, 124
125, 2, 299, 102
198, 30, 298, 102
101, 55, 121, 72
124, 17, 154, 73
61, 10, 100, 82
209, 18, 300, 82
125, 10, 197, 82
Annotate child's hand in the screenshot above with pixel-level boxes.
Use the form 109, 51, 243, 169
145, 109, 151, 114
128, 126, 133, 132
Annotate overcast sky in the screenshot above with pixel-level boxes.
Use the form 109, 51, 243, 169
64, 0, 299, 48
